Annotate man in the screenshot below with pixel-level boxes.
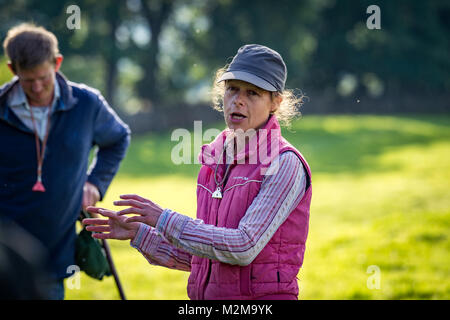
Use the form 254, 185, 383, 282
0, 23, 130, 299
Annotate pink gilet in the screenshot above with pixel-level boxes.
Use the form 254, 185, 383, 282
188, 116, 312, 300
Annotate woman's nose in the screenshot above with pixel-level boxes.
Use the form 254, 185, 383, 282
233, 89, 245, 106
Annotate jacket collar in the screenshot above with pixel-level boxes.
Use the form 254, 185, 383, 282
54, 71, 78, 111
0, 71, 78, 126
8, 76, 61, 110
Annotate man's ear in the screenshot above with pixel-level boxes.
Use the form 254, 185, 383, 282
7, 62, 16, 75
54, 54, 64, 72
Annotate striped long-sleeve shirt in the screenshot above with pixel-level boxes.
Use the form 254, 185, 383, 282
130, 151, 306, 271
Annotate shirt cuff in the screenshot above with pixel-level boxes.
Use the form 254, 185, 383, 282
155, 208, 190, 246
130, 223, 151, 249
130, 223, 163, 258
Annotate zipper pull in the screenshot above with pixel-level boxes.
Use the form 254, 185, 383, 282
211, 187, 222, 199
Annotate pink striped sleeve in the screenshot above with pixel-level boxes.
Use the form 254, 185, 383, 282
130, 223, 191, 271
155, 151, 306, 266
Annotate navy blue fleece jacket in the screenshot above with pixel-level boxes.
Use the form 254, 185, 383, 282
0, 72, 130, 279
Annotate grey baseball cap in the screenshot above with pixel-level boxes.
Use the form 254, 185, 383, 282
218, 44, 287, 92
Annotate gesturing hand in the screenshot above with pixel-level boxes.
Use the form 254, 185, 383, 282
114, 194, 164, 228
83, 206, 140, 240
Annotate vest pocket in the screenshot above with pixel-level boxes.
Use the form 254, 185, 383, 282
240, 265, 252, 296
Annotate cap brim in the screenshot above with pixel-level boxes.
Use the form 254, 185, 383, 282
217, 70, 277, 92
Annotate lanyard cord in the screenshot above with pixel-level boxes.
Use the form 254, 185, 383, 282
214, 159, 231, 189
212, 141, 233, 199
29, 105, 52, 192
213, 141, 233, 187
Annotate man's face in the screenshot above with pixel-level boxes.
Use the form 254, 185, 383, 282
14, 60, 58, 107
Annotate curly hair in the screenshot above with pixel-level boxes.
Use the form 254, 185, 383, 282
210, 65, 306, 128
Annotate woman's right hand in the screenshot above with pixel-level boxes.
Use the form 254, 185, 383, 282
83, 206, 140, 240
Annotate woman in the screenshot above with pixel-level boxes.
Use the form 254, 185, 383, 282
84, 44, 312, 300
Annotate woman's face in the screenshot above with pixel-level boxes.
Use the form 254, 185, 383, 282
223, 80, 278, 132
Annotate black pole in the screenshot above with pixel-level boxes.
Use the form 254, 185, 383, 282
80, 210, 126, 300
102, 238, 126, 300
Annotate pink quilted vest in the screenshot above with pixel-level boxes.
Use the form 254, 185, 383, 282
188, 116, 312, 300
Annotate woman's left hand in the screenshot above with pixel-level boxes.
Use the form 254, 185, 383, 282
114, 194, 164, 227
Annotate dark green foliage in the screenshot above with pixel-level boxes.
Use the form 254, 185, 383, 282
1, 0, 448, 117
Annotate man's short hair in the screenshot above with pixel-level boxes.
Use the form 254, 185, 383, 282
3, 23, 60, 72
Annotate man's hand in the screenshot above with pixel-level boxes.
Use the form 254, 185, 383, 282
82, 181, 100, 212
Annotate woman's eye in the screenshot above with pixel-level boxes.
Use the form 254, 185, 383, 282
248, 90, 258, 96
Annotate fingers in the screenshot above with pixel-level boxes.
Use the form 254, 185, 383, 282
82, 218, 109, 226
81, 216, 111, 239
86, 226, 110, 233
116, 207, 143, 216
114, 199, 146, 209
120, 194, 152, 204
91, 232, 112, 240
98, 209, 119, 219
85, 206, 104, 219
86, 207, 120, 222
125, 216, 146, 224
86, 206, 103, 214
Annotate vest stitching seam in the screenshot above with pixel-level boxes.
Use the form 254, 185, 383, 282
197, 180, 263, 195
223, 180, 263, 193
197, 183, 213, 194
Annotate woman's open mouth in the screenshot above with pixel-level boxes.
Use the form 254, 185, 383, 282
229, 112, 247, 123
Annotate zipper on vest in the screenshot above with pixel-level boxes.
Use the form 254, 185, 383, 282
199, 195, 222, 299
277, 271, 280, 283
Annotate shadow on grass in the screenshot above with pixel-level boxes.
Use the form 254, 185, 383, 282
116, 114, 450, 178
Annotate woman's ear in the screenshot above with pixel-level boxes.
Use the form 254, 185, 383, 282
270, 92, 283, 114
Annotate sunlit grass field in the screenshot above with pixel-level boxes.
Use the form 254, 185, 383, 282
65, 114, 450, 300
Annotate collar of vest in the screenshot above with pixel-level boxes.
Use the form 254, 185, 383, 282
198, 115, 282, 168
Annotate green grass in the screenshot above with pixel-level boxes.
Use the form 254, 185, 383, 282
65, 114, 450, 300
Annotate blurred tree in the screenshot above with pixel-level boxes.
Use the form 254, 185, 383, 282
1, 0, 449, 117
57, 0, 131, 106
310, 0, 450, 104
137, 0, 175, 105
178, 0, 324, 93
